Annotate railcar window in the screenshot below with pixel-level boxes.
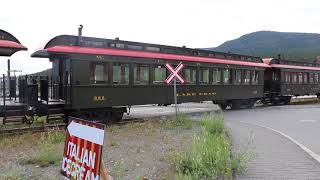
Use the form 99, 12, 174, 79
215, 54, 225, 59
113, 63, 130, 85
184, 68, 197, 84
309, 73, 314, 84
146, 46, 160, 52
244, 70, 250, 84
199, 68, 209, 84
284, 72, 290, 83
89, 63, 108, 84
134, 64, 149, 85
212, 69, 221, 84
292, 72, 297, 83
128, 44, 143, 50
223, 69, 232, 84
235, 70, 242, 84
298, 73, 303, 84
315, 73, 319, 83
303, 73, 308, 83
116, 43, 125, 48
272, 72, 279, 81
199, 52, 209, 56
251, 71, 259, 84
153, 65, 166, 84
209, 53, 215, 57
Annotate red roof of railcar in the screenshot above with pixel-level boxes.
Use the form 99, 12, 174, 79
0, 40, 27, 50
44, 45, 270, 68
263, 58, 320, 71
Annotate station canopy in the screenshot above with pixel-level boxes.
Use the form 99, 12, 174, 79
0, 29, 27, 56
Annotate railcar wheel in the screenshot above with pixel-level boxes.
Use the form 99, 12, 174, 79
271, 100, 279, 105
247, 99, 256, 108
111, 112, 124, 122
219, 104, 228, 110
283, 97, 291, 105
231, 101, 242, 110
23, 114, 34, 125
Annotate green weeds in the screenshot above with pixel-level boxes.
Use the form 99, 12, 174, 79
161, 113, 193, 130
12, 130, 65, 167
0, 169, 24, 180
171, 113, 250, 179
17, 144, 62, 167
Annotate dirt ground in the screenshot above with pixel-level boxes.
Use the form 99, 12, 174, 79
0, 116, 203, 180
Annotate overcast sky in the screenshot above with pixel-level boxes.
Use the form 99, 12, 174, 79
1, 0, 320, 75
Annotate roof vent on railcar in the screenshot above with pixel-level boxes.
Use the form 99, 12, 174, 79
78, 24, 83, 46
314, 56, 320, 64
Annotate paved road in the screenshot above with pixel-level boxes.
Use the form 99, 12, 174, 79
225, 104, 320, 157
225, 104, 320, 179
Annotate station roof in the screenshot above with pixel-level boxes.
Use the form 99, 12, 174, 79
263, 58, 320, 71
0, 30, 27, 56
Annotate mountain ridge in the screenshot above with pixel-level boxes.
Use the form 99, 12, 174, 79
209, 31, 320, 62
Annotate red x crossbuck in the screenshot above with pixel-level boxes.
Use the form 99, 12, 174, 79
165, 63, 185, 84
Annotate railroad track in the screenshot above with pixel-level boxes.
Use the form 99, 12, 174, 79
0, 117, 146, 135
0, 123, 66, 135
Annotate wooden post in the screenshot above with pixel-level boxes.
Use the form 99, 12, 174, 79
100, 160, 113, 180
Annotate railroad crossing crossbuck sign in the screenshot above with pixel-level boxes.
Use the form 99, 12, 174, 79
165, 62, 185, 84
61, 117, 105, 180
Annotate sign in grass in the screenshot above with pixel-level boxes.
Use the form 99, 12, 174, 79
61, 117, 105, 180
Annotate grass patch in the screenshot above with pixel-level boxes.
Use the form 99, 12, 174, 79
17, 144, 62, 167
161, 113, 193, 130
8, 130, 65, 167
0, 129, 64, 149
110, 160, 125, 178
0, 133, 36, 148
171, 113, 249, 179
0, 169, 24, 180
41, 129, 65, 144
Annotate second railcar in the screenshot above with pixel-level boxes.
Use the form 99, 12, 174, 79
263, 58, 320, 104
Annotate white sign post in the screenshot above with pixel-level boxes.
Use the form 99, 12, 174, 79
165, 62, 185, 118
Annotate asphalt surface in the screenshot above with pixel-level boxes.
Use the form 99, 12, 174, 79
225, 104, 320, 179
225, 104, 320, 158
228, 121, 320, 179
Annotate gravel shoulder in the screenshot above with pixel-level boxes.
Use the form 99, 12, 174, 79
0, 117, 202, 180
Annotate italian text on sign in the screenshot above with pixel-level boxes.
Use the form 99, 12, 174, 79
61, 117, 105, 180
165, 63, 185, 84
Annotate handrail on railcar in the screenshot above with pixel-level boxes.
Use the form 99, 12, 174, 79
2, 74, 6, 125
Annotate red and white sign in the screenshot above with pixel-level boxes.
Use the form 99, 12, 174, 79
61, 117, 105, 180
165, 62, 185, 84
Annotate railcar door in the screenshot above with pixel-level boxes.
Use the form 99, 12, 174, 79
51, 58, 71, 102
52, 60, 60, 100
264, 68, 280, 94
